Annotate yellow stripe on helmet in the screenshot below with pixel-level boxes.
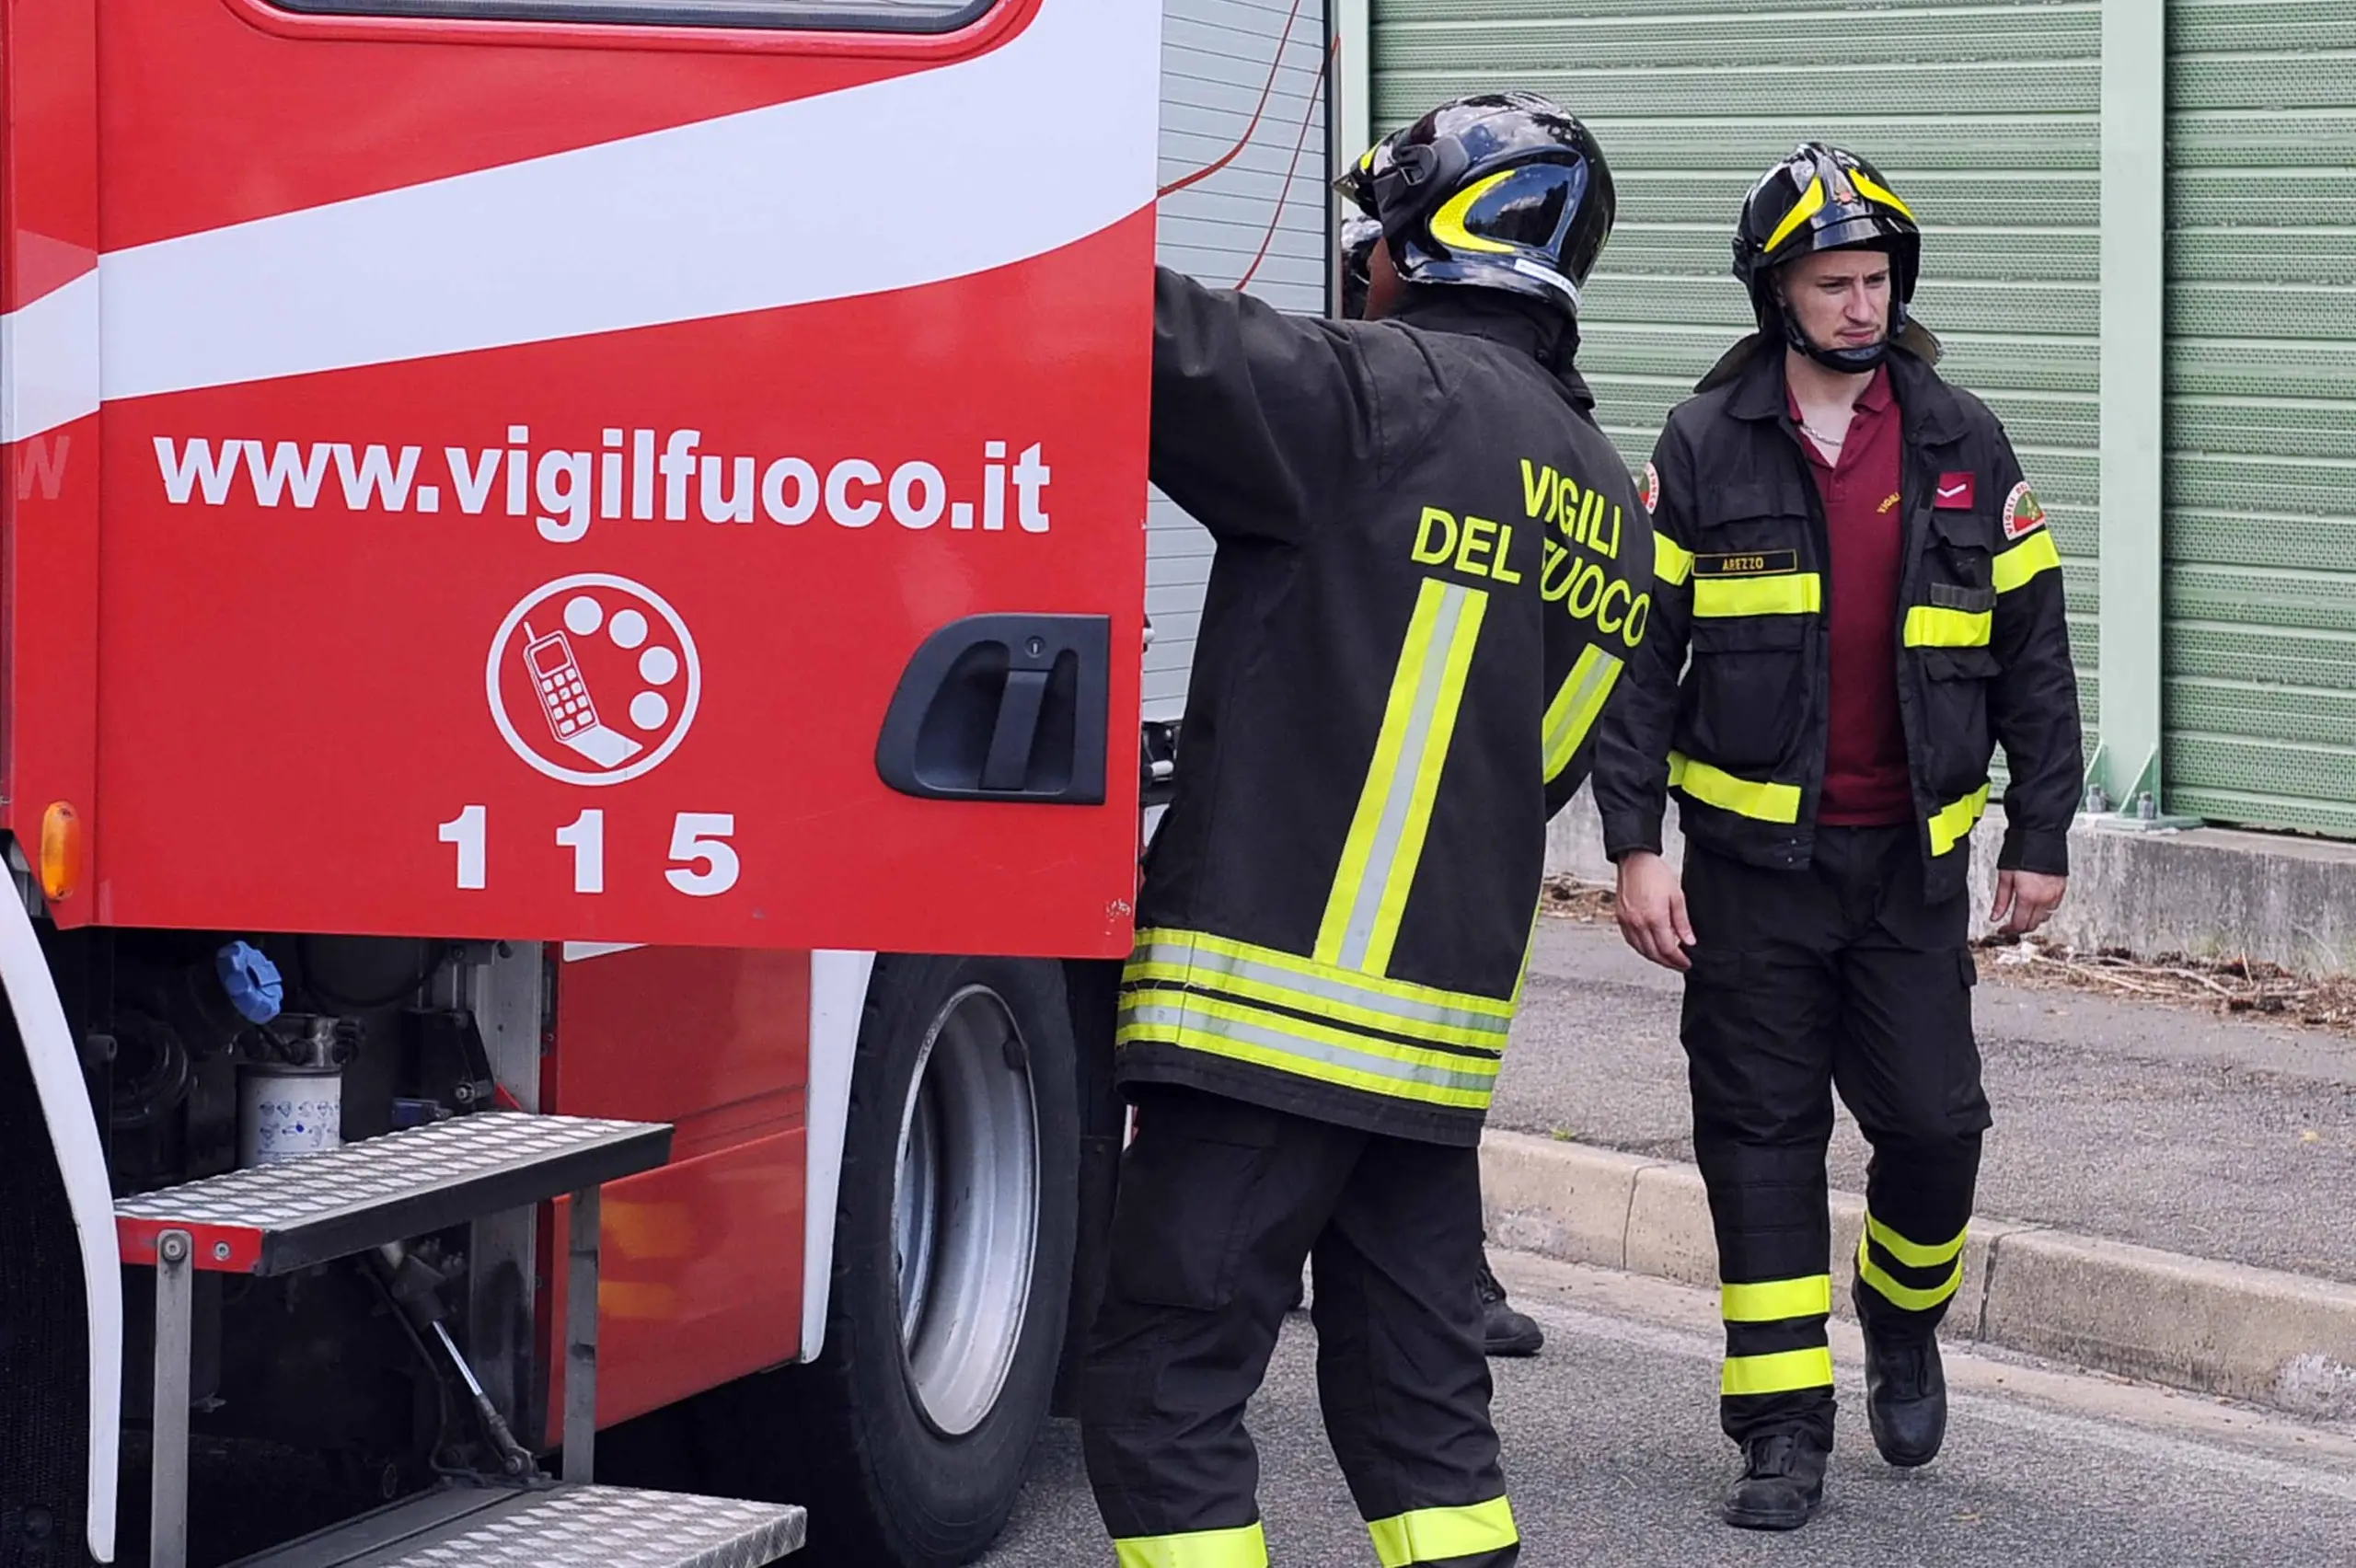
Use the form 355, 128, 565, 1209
1849, 167, 1917, 224
1427, 169, 1520, 256
1762, 176, 1827, 255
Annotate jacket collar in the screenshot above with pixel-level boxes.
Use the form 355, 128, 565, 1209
1700, 326, 1965, 445
1392, 287, 1596, 413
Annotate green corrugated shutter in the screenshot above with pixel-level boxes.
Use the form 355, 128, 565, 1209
1369, 0, 2106, 772
2163, 1, 2356, 837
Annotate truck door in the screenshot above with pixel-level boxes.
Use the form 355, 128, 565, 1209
32, 0, 1159, 957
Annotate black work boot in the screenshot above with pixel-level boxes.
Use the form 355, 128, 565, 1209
1476, 1252, 1542, 1356
1721, 1430, 1829, 1530
1861, 1315, 1948, 1466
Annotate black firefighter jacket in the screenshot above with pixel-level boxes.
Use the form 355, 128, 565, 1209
1120, 268, 1653, 1147
1592, 333, 2084, 902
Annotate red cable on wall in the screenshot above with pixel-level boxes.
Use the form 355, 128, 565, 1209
1234, 33, 1336, 292
1156, 0, 1311, 200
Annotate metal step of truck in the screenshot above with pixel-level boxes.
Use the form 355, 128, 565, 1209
115, 1112, 671, 1274
225, 1481, 805, 1567
118, 1113, 688, 1568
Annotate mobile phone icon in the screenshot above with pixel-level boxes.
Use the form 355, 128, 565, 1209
521, 623, 641, 767
525, 626, 598, 740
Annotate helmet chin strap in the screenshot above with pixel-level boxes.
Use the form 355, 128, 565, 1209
1780, 299, 1902, 373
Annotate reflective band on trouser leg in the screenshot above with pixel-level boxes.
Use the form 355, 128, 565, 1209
1903, 605, 1992, 648
1114, 1521, 1269, 1568
1928, 784, 1991, 857
1654, 533, 1695, 588
1543, 646, 1623, 783
1994, 530, 2062, 594
1722, 1344, 1836, 1399
1721, 1274, 1832, 1323
1669, 752, 1804, 825
1692, 572, 1821, 619
1858, 1213, 1968, 1315
1866, 1213, 1968, 1270
1317, 579, 1489, 976
1369, 1497, 1519, 1568
1721, 1274, 1834, 1412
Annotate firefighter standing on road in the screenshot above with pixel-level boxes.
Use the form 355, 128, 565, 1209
1080, 94, 1649, 1568
1590, 143, 2083, 1531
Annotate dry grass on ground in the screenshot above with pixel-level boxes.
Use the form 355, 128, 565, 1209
1539, 875, 2356, 1039
1974, 935, 2356, 1036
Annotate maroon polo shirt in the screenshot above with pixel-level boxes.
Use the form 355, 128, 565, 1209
1792, 365, 1913, 826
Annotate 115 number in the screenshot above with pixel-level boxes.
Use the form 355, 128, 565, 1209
437, 807, 740, 897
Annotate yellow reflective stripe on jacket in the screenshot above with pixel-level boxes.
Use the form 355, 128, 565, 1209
1114, 1521, 1268, 1568
1721, 1274, 1832, 1323
1866, 1213, 1969, 1269
1904, 605, 1992, 648
1692, 571, 1821, 619
1543, 645, 1623, 783
1117, 991, 1501, 1110
1369, 1496, 1519, 1568
1928, 784, 1991, 857
1994, 529, 2062, 594
1669, 752, 1804, 825
1858, 1248, 1966, 1314
1318, 579, 1489, 976
1723, 1345, 1836, 1398
1126, 929, 1513, 1050
1654, 532, 1695, 588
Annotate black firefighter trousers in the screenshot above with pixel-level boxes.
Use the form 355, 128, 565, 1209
1080, 1086, 1517, 1567
1680, 825, 1993, 1448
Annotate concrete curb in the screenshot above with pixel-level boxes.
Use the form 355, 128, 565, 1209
1480, 1130, 2356, 1421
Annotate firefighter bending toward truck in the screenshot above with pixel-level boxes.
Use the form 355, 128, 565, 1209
1592, 143, 2083, 1531
1292, 210, 1548, 1363
1079, 94, 1648, 1567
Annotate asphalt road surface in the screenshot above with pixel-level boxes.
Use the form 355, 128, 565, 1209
980, 1251, 2356, 1567
1496, 919, 2356, 1282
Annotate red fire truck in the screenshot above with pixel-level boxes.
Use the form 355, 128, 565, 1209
0, 0, 1337, 1564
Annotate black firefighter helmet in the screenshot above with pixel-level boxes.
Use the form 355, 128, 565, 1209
1334, 91, 1614, 320
1732, 142, 1924, 373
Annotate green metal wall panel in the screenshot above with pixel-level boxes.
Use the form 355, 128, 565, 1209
1371, 0, 2107, 751
2163, 0, 2356, 837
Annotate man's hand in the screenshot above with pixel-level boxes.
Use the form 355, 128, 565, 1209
1990, 870, 2067, 936
1614, 850, 1695, 971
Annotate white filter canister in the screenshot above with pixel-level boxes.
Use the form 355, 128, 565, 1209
237, 1063, 343, 1167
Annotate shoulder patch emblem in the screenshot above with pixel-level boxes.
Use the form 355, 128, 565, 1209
1637, 460, 1659, 516
2002, 480, 2047, 541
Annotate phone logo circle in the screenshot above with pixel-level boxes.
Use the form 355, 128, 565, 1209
488, 574, 701, 786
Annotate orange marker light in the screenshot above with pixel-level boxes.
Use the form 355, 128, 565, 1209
38, 801, 82, 903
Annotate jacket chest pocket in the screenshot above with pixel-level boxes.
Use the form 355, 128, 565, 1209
1694, 479, 1811, 558
1908, 511, 2001, 791
1928, 509, 1994, 592
1686, 610, 1809, 773
1916, 645, 1998, 796
1906, 510, 1999, 652
1680, 480, 1814, 773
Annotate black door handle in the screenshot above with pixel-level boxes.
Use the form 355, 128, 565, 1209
876, 614, 1110, 805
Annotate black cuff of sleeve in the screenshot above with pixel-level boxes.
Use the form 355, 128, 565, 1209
1998, 823, 2071, 878
1600, 812, 1665, 864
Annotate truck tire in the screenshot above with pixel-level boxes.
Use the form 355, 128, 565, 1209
718, 953, 1081, 1567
